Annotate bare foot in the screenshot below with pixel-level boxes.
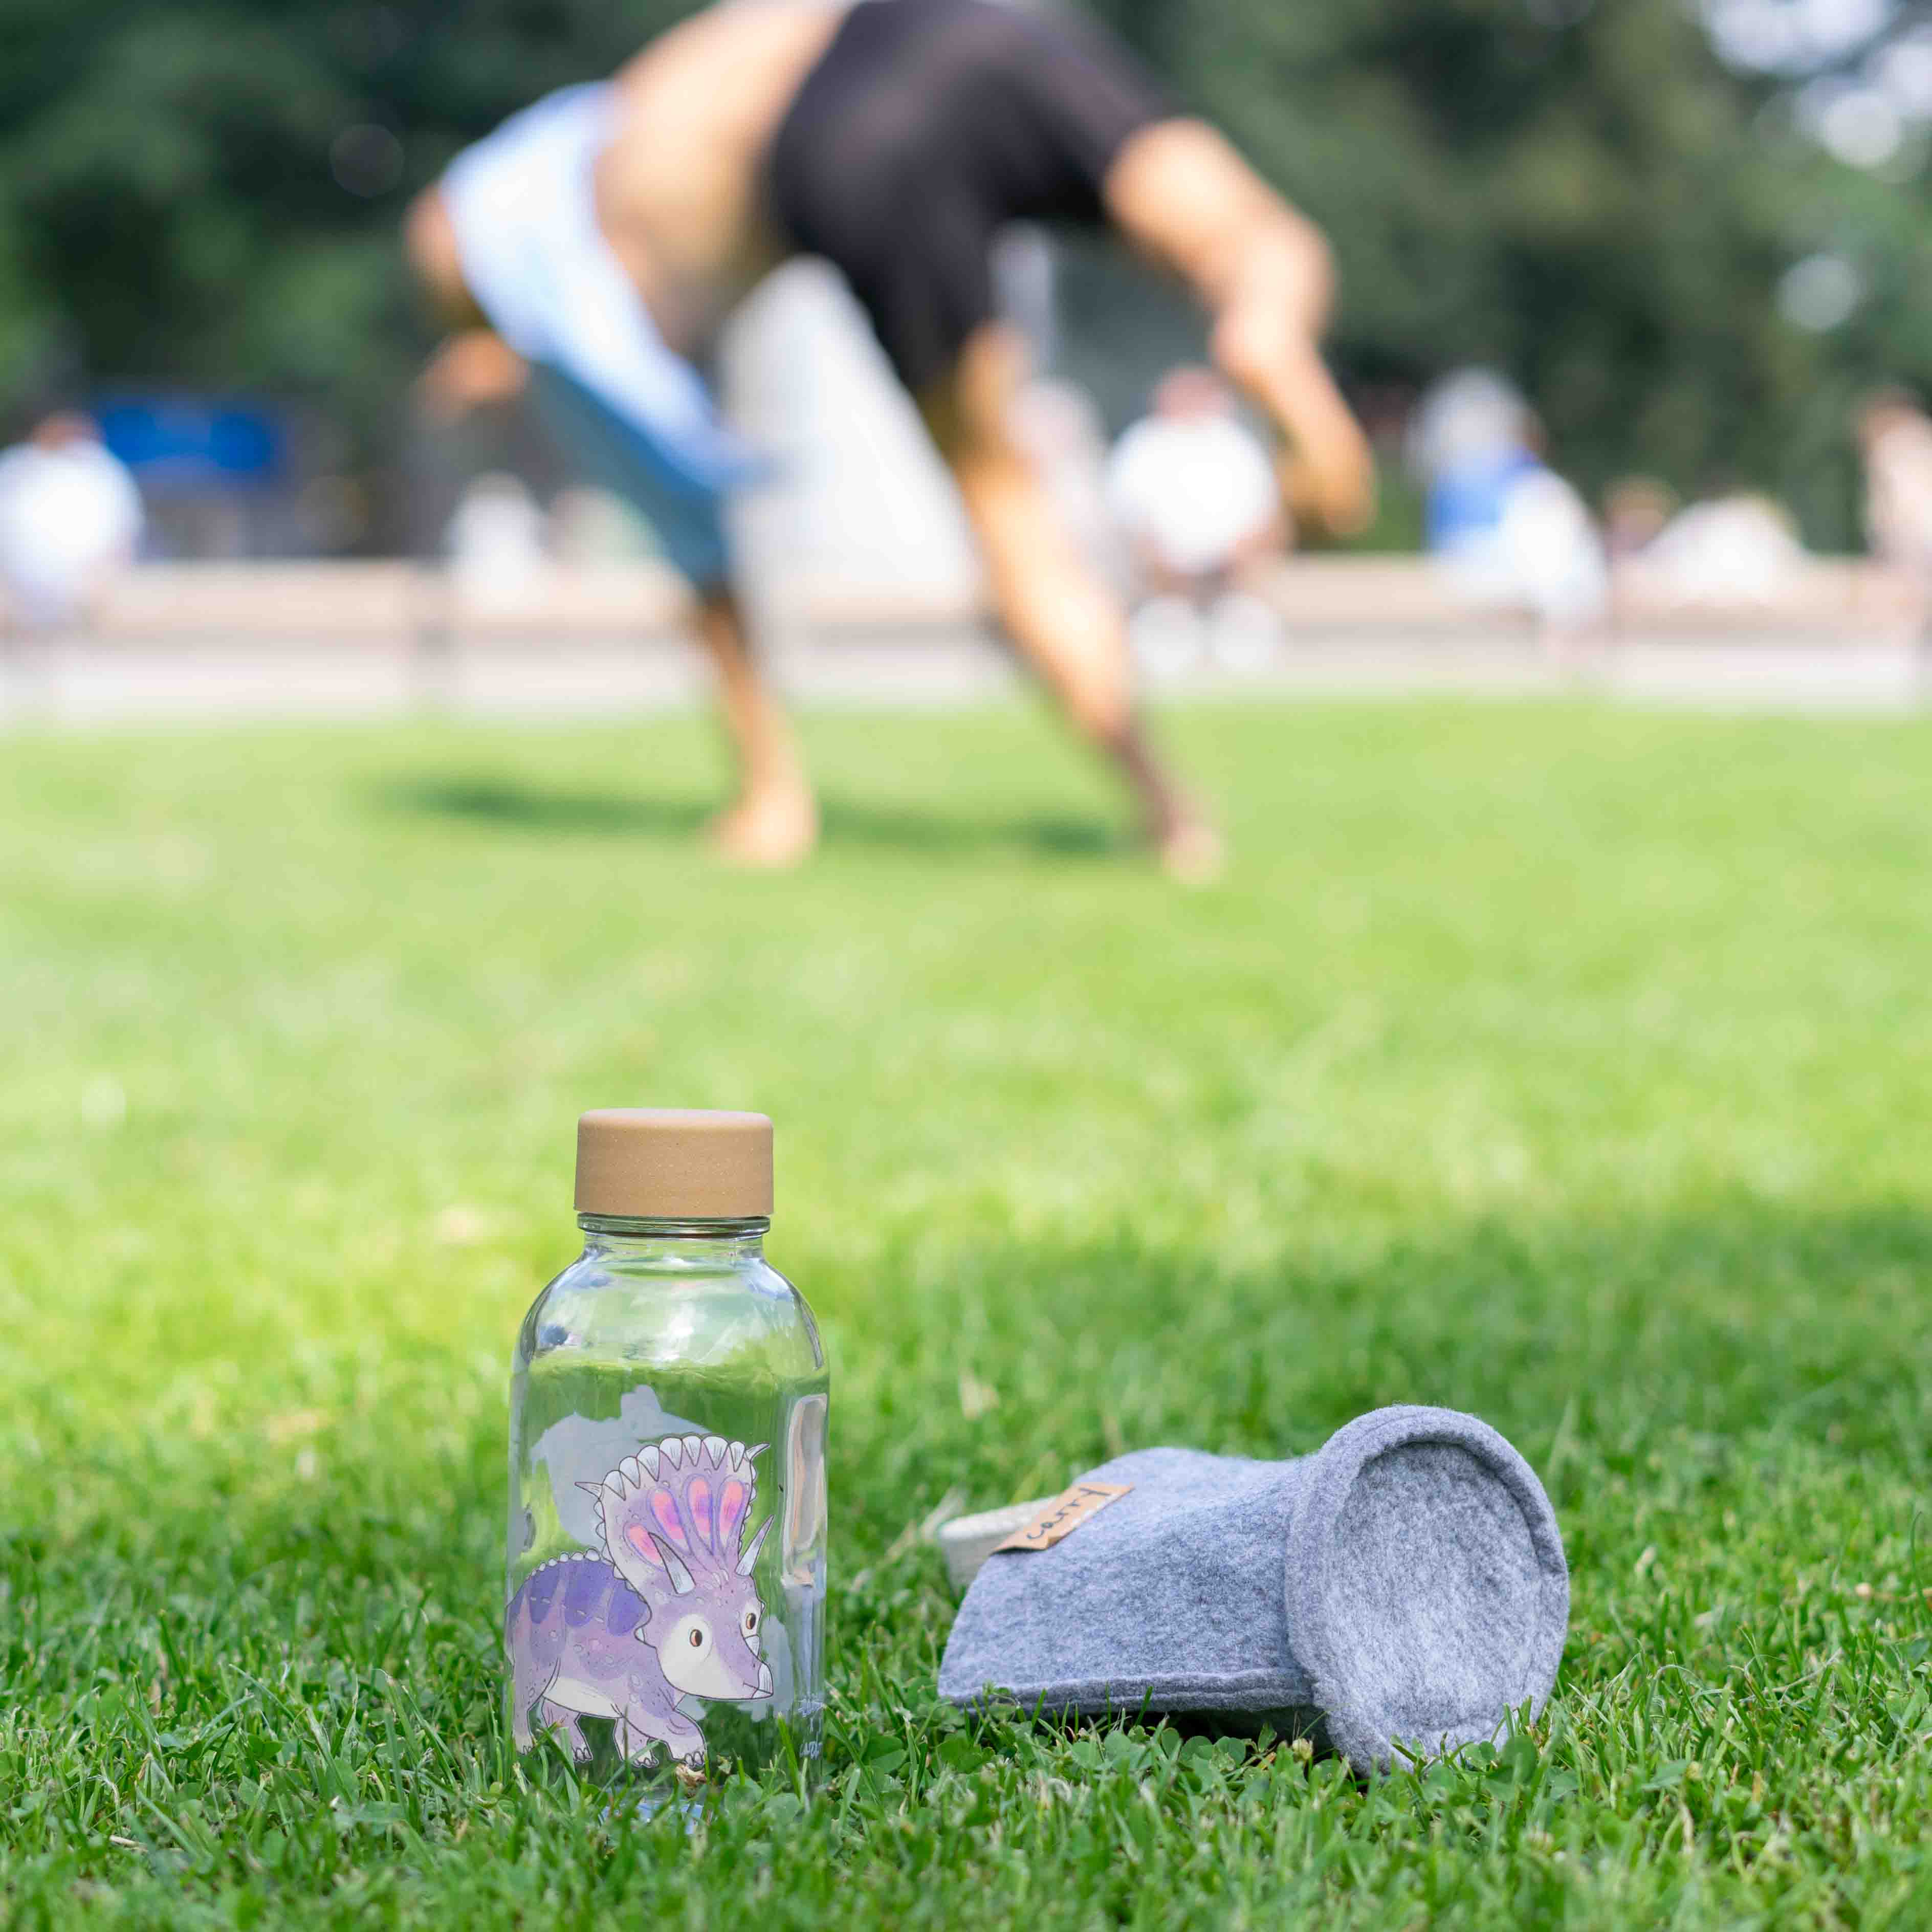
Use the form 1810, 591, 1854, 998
1155, 816, 1225, 885
707, 791, 819, 869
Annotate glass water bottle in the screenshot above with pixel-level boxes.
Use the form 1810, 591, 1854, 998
506, 1109, 827, 1802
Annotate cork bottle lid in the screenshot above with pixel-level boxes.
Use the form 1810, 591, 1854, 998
575, 1109, 773, 1220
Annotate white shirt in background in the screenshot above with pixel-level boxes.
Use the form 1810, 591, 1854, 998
1106, 414, 1278, 578
1437, 467, 1610, 632
445, 472, 549, 606
0, 438, 143, 628
1642, 495, 1806, 606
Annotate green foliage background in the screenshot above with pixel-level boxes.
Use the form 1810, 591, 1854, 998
0, 0, 1922, 546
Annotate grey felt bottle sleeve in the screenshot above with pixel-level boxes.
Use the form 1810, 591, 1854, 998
936, 1405, 1569, 1775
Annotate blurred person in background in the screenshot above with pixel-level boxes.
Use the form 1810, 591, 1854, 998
0, 412, 143, 634
1106, 365, 1286, 675
1629, 492, 1805, 609
1606, 472, 1809, 617
1601, 476, 1677, 563
444, 470, 548, 609
1408, 368, 1607, 644
1857, 389, 1932, 601
405, 0, 1373, 879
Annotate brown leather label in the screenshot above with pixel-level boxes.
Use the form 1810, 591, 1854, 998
997, 1482, 1132, 1553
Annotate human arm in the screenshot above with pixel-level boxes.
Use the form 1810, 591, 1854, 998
402, 183, 530, 423
416, 330, 529, 424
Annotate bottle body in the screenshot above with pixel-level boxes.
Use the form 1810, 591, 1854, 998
506, 1217, 827, 1801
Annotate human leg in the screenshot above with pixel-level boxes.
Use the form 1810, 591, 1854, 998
495, 365, 813, 865
1104, 120, 1374, 538
924, 324, 1220, 880
690, 585, 818, 868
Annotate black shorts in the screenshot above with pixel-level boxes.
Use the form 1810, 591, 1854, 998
764, 0, 1174, 397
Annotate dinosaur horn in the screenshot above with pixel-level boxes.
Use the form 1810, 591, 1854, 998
737, 1516, 772, 1576
651, 1531, 698, 1596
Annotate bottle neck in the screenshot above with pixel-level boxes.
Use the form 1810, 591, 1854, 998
576, 1213, 769, 1263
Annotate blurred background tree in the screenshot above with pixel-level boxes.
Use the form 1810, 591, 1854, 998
0, 0, 691, 541
0, 0, 1922, 548
1092, 0, 1931, 547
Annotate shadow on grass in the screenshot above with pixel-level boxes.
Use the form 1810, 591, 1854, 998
47, 1193, 1930, 1578
379, 774, 1125, 861
828, 1195, 1932, 1521
381, 776, 710, 838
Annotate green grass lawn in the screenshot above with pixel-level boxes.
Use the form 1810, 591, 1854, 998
5, 698, 1932, 1928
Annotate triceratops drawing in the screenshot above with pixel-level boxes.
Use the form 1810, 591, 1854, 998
506, 1433, 773, 1765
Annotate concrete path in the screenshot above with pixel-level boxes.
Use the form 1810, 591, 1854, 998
5, 626, 1927, 724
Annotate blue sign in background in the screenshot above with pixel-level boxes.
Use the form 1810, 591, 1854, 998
96, 398, 284, 494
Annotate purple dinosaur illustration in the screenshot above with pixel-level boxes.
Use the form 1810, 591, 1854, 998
506, 1433, 773, 1765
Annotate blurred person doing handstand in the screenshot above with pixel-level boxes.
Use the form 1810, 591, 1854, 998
406, 0, 1372, 877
